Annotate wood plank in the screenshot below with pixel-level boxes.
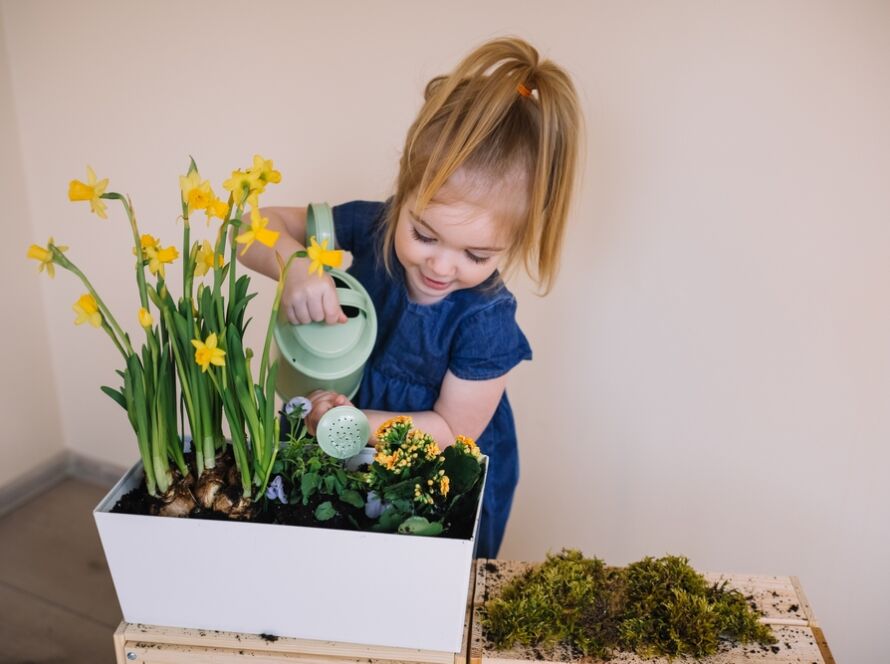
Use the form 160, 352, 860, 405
470, 560, 830, 664
702, 572, 809, 625
120, 623, 454, 664
0, 582, 115, 664
789, 576, 819, 627
0, 477, 122, 627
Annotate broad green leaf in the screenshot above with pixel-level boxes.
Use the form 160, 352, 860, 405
398, 516, 443, 537
301, 472, 320, 504
443, 448, 481, 495
314, 501, 337, 521
338, 489, 364, 509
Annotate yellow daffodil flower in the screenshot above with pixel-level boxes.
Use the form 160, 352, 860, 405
147, 244, 179, 277
133, 234, 160, 260
27, 237, 67, 278
205, 193, 229, 223
138, 307, 153, 328
306, 236, 343, 277
68, 166, 109, 219
194, 239, 224, 277
179, 171, 212, 212
73, 293, 102, 327
223, 169, 262, 206
248, 155, 281, 187
235, 208, 279, 256
191, 333, 225, 372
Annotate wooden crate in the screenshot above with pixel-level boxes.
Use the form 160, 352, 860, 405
113, 563, 476, 664
469, 560, 836, 664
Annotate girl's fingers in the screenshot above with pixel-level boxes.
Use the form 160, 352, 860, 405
322, 290, 345, 325
290, 299, 311, 325
307, 296, 325, 323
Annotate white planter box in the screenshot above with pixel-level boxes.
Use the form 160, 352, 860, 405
94, 458, 486, 652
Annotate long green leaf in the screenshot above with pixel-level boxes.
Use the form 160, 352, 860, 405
100, 385, 128, 411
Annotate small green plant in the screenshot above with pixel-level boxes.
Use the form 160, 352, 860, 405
269, 403, 367, 525
482, 551, 777, 660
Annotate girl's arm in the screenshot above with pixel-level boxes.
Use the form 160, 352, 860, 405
237, 206, 309, 279
238, 206, 346, 325
307, 370, 509, 446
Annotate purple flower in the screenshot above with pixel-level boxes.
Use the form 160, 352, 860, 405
266, 475, 287, 504
284, 396, 312, 417
365, 490, 386, 519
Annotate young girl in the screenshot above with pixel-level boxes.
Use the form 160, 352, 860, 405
238, 37, 580, 558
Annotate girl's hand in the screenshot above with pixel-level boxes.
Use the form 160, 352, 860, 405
305, 389, 354, 435
282, 260, 347, 325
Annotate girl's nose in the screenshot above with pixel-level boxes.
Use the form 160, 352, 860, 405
427, 253, 454, 278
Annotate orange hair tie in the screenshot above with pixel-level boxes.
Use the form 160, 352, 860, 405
517, 83, 533, 98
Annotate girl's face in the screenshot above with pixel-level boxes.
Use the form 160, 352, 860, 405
394, 175, 512, 304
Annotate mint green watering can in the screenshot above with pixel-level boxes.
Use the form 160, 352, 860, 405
272, 203, 377, 402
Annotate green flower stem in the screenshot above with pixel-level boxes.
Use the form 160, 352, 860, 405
102, 193, 149, 312
211, 197, 233, 296
183, 213, 193, 303
100, 320, 128, 360
54, 251, 134, 357
226, 223, 239, 324
258, 252, 300, 390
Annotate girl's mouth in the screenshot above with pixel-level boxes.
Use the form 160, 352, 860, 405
421, 273, 451, 291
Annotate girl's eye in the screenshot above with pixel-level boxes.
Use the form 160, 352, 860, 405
465, 251, 490, 264
410, 226, 435, 244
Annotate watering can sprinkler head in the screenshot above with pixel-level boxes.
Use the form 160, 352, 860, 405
315, 405, 371, 459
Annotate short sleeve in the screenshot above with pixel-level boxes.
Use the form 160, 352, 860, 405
331, 200, 386, 256
449, 296, 532, 380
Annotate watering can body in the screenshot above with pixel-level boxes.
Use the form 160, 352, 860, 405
272, 203, 377, 401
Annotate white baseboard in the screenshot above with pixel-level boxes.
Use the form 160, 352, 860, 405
0, 451, 128, 519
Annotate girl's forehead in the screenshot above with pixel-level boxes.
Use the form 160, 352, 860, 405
413, 168, 527, 238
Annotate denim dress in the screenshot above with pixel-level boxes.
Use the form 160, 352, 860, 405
325, 200, 532, 558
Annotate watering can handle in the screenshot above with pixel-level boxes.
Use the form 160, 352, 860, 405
335, 287, 370, 315
306, 203, 337, 249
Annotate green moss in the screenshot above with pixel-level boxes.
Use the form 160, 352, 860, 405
481, 551, 777, 660
483, 550, 618, 658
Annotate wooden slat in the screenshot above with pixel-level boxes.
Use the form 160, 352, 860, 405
470, 560, 832, 664
789, 576, 819, 627
811, 626, 837, 664
113, 622, 128, 664
120, 623, 455, 664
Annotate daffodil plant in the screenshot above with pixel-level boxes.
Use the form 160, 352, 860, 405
28, 157, 344, 518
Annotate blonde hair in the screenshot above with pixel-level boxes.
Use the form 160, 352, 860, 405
381, 37, 581, 294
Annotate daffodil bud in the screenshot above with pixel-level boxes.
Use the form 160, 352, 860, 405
138, 307, 153, 328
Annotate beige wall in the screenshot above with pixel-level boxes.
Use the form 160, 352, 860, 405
3, 1, 888, 660
0, 7, 64, 488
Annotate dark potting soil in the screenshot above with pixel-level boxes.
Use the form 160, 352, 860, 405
109, 472, 482, 540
